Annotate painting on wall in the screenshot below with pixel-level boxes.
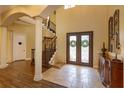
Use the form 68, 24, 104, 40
114, 9, 120, 48
108, 16, 114, 52
108, 9, 120, 52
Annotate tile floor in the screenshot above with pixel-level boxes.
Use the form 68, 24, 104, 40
43, 64, 105, 88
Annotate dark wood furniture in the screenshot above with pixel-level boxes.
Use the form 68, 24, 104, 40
31, 49, 35, 65
99, 56, 111, 87
99, 56, 123, 88
110, 59, 123, 88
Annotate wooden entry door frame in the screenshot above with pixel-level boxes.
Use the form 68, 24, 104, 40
66, 31, 93, 67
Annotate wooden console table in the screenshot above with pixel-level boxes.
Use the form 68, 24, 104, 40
99, 56, 123, 88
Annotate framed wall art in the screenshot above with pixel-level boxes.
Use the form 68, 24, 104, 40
108, 16, 114, 52
108, 9, 120, 53
114, 9, 120, 49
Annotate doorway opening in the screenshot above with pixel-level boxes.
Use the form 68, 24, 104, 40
66, 31, 93, 67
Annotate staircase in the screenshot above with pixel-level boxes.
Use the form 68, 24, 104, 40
31, 19, 57, 68
42, 36, 57, 68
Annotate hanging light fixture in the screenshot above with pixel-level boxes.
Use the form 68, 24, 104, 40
64, 5, 75, 9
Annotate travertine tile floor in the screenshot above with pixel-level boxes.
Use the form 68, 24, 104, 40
43, 64, 105, 88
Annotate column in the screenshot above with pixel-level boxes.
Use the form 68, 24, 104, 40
0, 26, 8, 69
34, 17, 43, 81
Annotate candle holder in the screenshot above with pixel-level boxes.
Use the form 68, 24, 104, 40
101, 42, 107, 57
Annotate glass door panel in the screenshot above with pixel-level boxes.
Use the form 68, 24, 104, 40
69, 36, 77, 62
81, 35, 89, 63
67, 32, 93, 67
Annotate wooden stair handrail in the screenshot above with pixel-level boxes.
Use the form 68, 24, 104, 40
31, 35, 57, 68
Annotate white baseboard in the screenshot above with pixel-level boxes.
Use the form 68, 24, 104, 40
0, 64, 8, 69
34, 74, 42, 81
25, 58, 31, 61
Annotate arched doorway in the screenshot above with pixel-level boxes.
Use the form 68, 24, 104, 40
0, 5, 54, 81
0, 11, 37, 79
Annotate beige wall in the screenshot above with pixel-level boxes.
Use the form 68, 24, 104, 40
0, 27, 13, 63
7, 31, 13, 63
108, 6, 124, 58
0, 15, 3, 63
8, 23, 35, 60
0, 15, 1, 25
0, 27, 2, 63
0, 17, 1, 63
56, 6, 108, 68
50, 12, 56, 24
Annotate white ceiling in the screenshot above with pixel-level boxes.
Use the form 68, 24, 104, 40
0, 5, 17, 14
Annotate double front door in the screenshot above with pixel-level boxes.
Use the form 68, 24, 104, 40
67, 31, 93, 67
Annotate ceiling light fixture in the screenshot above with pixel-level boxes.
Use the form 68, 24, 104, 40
64, 5, 75, 9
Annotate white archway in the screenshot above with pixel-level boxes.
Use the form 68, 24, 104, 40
1, 5, 47, 26
0, 5, 47, 81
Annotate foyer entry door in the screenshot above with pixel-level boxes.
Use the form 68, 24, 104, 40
67, 31, 93, 67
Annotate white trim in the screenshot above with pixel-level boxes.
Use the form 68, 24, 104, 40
0, 64, 8, 69
34, 17, 43, 81
34, 74, 42, 81
25, 58, 31, 60
0, 27, 8, 69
